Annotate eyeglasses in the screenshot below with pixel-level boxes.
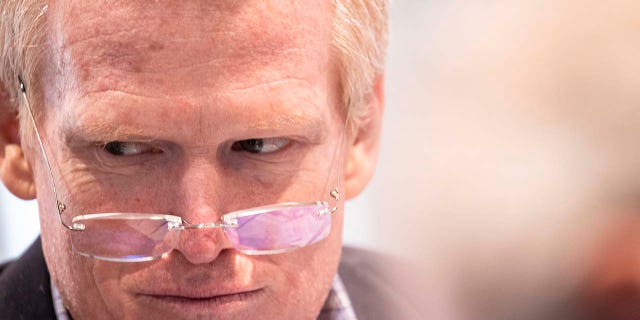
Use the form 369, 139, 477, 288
18, 77, 345, 262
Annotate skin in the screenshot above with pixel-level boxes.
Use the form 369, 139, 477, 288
581, 212, 640, 320
0, 1, 384, 319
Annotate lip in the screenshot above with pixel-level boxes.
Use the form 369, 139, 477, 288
137, 288, 266, 316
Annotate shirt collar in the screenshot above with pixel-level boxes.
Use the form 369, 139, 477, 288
318, 275, 359, 320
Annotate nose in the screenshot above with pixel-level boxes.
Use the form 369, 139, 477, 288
169, 158, 235, 264
174, 226, 233, 264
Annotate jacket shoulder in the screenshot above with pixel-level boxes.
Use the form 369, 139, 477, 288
0, 260, 10, 274
0, 238, 57, 320
338, 246, 426, 320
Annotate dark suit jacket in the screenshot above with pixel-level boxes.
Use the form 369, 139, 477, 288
0, 238, 423, 319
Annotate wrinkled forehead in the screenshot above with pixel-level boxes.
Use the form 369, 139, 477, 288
42, 0, 333, 98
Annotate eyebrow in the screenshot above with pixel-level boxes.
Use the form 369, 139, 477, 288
245, 111, 327, 140
62, 109, 329, 145
62, 120, 146, 146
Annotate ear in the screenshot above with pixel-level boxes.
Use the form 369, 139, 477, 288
344, 75, 384, 199
0, 84, 36, 200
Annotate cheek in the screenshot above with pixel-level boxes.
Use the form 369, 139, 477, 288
39, 217, 117, 319
92, 262, 140, 319
265, 213, 343, 318
33, 162, 144, 319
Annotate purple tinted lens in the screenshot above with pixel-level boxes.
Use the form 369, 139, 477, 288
71, 216, 173, 261
225, 203, 331, 253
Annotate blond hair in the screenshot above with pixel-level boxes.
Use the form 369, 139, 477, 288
0, 0, 48, 140
333, 0, 388, 128
0, 0, 387, 134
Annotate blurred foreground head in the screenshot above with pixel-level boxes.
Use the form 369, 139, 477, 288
379, 0, 640, 319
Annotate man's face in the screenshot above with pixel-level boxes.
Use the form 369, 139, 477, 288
31, 1, 346, 319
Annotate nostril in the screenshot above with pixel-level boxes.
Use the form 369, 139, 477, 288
176, 228, 229, 265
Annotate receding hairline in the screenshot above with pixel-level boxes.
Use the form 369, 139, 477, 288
0, 0, 387, 138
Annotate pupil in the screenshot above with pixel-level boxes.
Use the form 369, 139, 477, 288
104, 142, 125, 155
238, 139, 263, 153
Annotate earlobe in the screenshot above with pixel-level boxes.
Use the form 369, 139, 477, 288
343, 75, 384, 199
0, 143, 36, 200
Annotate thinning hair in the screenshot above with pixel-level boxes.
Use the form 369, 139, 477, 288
0, 0, 388, 137
0, 0, 48, 140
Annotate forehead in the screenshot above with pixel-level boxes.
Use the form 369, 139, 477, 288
43, 0, 333, 99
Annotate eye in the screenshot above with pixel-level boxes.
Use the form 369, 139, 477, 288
231, 138, 290, 154
102, 141, 160, 156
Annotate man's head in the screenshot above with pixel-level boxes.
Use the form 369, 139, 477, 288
0, 1, 386, 319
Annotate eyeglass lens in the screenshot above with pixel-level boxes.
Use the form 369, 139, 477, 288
70, 202, 332, 262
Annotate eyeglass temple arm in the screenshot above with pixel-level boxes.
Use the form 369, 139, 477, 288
18, 76, 76, 230
323, 100, 352, 214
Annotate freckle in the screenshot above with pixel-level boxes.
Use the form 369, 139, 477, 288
134, 197, 141, 203
148, 41, 164, 51
130, 60, 143, 73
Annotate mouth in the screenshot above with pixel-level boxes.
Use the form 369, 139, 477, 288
138, 288, 266, 315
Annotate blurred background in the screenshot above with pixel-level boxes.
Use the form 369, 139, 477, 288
4, 0, 640, 319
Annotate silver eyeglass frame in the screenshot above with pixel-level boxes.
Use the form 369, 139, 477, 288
68, 201, 332, 232
18, 76, 344, 235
